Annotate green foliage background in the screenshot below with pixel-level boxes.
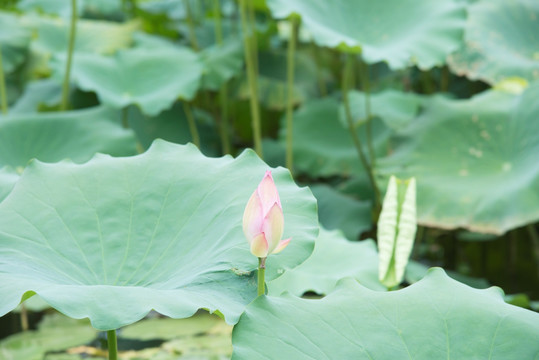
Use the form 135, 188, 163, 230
0, 0, 538, 358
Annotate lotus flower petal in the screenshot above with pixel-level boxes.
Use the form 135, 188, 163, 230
257, 171, 282, 215
243, 170, 291, 259
243, 189, 264, 241
250, 233, 269, 258
263, 203, 285, 253
272, 238, 291, 254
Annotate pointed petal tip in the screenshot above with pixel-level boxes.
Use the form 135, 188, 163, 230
272, 238, 291, 254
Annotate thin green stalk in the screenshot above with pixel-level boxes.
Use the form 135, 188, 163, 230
246, 0, 258, 76
20, 303, 28, 331
310, 42, 327, 96
107, 330, 118, 360
214, 0, 231, 155
214, 0, 223, 44
183, 102, 200, 148
0, 50, 7, 115
527, 224, 539, 278
285, 16, 298, 173
440, 66, 449, 92
121, 107, 128, 129
239, 0, 262, 157
60, 0, 77, 111
342, 53, 381, 210
421, 70, 434, 94
359, 60, 375, 166
257, 257, 266, 296
183, 0, 199, 51
218, 86, 231, 154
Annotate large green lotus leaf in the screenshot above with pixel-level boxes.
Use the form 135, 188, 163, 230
132, 31, 243, 92
310, 184, 371, 240
448, 0, 539, 84
60, 48, 202, 115
0, 312, 97, 360
0, 167, 19, 202
0, 140, 318, 330
0, 106, 137, 168
139, 0, 186, 20
0, 12, 31, 74
200, 37, 244, 91
339, 90, 423, 130
282, 97, 391, 177
377, 84, 539, 234
28, 16, 138, 56
267, 228, 384, 296
266, 0, 465, 70
17, 0, 122, 17
237, 51, 321, 110
233, 268, 539, 359
0, 107, 136, 166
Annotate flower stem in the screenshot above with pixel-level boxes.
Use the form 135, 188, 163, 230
183, 102, 200, 148
310, 42, 327, 96
121, 107, 128, 129
359, 60, 375, 166
0, 50, 7, 115
214, 0, 231, 155
257, 257, 266, 296
107, 330, 118, 360
342, 53, 381, 211
285, 16, 298, 174
239, 0, 262, 158
61, 0, 77, 111
20, 302, 28, 331
527, 224, 539, 278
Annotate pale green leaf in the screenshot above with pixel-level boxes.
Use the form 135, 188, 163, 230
267, 228, 385, 296
377, 84, 539, 234
59, 48, 203, 116
0, 140, 318, 330
448, 0, 539, 84
266, 0, 466, 69
0, 106, 137, 168
233, 268, 539, 359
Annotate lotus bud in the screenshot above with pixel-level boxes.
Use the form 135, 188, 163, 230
243, 171, 291, 259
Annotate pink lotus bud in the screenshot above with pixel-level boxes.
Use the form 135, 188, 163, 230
243, 171, 291, 258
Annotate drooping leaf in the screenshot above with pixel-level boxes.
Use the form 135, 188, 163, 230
310, 184, 371, 240
448, 0, 539, 84
10, 78, 62, 114
339, 90, 423, 130
0, 106, 137, 168
0, 11, 31, 74
282, 97, 391, 177
0, 140, 318, 330
377, 84, 539, 234
58, 47, 203, 116
267, 228, 385, 296
266, 0, 466, 69
377, 176, 417, 288
233, 268, 539, 359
